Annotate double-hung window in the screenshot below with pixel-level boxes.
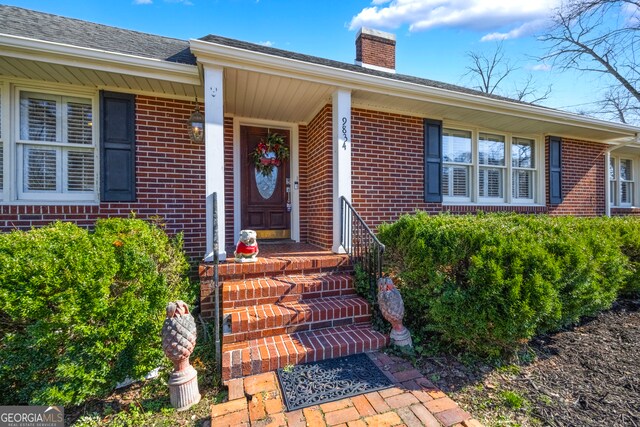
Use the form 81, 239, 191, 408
478, 133, 505, 201
511, 137, 535, 202
0, 87, 4, 201
610, 156, 635, 207
441, 127, 539, 205
442, 129, 472, 202
16, 90, 96, 201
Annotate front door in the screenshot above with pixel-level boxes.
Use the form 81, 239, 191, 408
241, 126, 291, 239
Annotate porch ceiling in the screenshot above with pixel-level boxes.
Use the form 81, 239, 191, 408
223, 68, 336, 122
0, 56, 200, 98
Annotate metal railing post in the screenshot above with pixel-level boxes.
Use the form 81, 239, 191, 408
212, 192, 222, 385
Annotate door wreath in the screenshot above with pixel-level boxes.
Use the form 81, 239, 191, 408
251, 132, 290, 176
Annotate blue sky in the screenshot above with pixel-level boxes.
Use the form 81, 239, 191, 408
1, 0, 619, 115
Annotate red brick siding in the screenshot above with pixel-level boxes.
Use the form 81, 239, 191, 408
351, 108, 440, 229
305, 105, 333, 249
611, 207, 640, 216
352, 108, 612, 228
0, 95, 207, 261
224, 117, 235, 246
298, 124, 309, 242
356, 33, 396, 70
546, 136, 606, 216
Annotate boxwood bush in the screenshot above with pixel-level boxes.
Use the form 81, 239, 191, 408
378, 213, 639, 357
0, 218, 191, 405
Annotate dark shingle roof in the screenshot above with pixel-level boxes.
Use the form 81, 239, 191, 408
199, 34, 532, 105
0, 5, 195, 65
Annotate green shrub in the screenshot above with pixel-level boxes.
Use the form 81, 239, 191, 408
0, 218, 191, 405
379, 213, 632, 357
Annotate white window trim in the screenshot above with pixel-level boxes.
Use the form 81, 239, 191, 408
610, 155, 637, 208
1, 82, 100, 205
442, 124, 543, 206
0, 82, 6, 201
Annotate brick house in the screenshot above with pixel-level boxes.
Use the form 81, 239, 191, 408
1, 6, 639, 379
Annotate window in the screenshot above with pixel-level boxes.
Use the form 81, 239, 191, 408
442, 128, 540, 204
610, 156, 636, 207
0, 88, 3, 200
512, 137, 535, 202
479, 133, 505, 200
442, 129, 472, 201
16, 90, 96, 201
620, 158, 634, 206
609, 157, 617, 205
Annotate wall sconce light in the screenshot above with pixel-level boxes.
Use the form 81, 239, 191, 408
188, 98, 204, 143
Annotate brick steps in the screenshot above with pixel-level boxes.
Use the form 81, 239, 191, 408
222, 324, 389, 380
223, 295, 371, 344
200, 252, 351, 281
221, 273, 355, 309
202, 243, 389, 382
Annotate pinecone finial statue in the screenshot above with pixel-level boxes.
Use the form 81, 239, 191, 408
162, 300, 201, 411
377, 277, 413, 351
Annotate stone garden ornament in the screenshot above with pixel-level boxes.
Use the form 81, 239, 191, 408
234, 229, 259, 262
161, 300, 201, 411
377, 277, 413, 351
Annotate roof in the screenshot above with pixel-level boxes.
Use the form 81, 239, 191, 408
0, 5, 195, 65
198, 34, 533, 106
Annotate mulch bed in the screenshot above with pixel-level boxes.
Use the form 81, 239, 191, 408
416, 299, 640, 427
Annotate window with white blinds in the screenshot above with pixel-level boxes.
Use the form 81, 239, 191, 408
442, 129, 472, 201
0, 89, 3, 200
442, 129, 540, 204
17, 90, 95, 200
609, 156, 637, 207
511, 137, 535, 201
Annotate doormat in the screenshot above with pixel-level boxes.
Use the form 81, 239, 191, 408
276, 353, 393, 412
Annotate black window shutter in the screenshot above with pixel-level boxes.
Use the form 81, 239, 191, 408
100, 91, 136, 202
549, 136, 562, 204
424, 119, 443, 203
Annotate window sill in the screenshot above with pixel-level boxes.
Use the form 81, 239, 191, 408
0, 200, 100, 206
443, 202, 545, 207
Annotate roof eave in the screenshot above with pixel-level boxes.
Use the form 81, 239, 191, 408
190, 38, 640, 142
0, 33, 200, 85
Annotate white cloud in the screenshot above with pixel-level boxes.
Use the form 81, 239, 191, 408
259, 41, 275, 47
349, 0, 560, 40
133, 0, 152, 4
528, 63, 552, 71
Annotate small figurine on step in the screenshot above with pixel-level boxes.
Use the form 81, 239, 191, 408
234, 229, 259, 262
377, 277, 413, 352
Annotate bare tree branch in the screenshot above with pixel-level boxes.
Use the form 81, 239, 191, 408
540, 0, 640, 123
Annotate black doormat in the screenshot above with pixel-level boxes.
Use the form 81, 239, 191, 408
276, 353, 393, 412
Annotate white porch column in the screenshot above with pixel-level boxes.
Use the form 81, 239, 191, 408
204, 66, 226, 261
332, 89, 352, 253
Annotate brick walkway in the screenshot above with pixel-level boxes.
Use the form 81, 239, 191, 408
210, 351, 483, 427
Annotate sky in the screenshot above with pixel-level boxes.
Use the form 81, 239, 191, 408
0, 0, 626, 116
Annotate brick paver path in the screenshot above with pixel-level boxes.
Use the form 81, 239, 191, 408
211, 351, 483, 427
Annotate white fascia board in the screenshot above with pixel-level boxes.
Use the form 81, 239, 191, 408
190, 38, 640, 142
0, 33, 200, 85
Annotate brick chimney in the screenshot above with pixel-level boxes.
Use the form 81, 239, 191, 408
355, 28, 396, 73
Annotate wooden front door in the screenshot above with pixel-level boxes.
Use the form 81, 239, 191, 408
241, 126, 291, 239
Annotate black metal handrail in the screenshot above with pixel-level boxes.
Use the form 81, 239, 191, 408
339, 196, 385, 304
211, 192, 222, 385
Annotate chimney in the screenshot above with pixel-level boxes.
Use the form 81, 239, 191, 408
355, 28, 396, 73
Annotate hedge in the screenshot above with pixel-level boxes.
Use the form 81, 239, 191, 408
378, 213, 640, 357
0, 218, 191, 405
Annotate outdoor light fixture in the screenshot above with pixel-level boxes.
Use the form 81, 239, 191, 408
188, 98, 204, 143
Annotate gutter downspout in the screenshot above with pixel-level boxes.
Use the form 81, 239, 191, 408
606, 133, 640, 217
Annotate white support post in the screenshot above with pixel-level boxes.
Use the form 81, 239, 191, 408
332, 89, 352, 253
204, 66, 226, 261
